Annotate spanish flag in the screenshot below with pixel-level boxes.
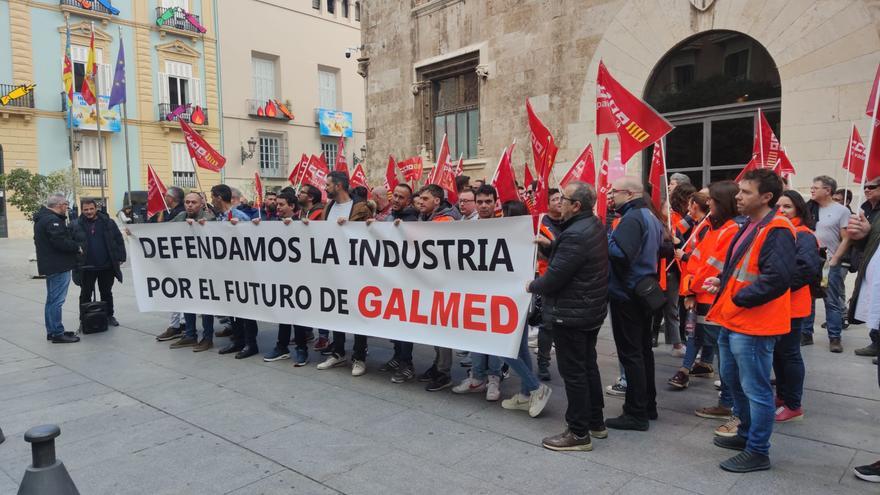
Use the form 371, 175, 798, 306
80, 26, 98, 106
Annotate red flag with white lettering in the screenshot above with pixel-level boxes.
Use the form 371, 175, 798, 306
754, 109, 781, 168
146, 164, 169, 218
526, 99, 557, 176
596, 61, 673, 164
533, 136, 557, 216
648, 141, 666, 212
843, 124, 866, 183
396, 156, 423, 182
523, 163, 535, 189
254, 171, 264, 211
289, 154, 309, 186
596, 138, 610, 225
864, 63, 880, 183
334, 136, 349, 174
301, 154, 329, 190
180, 120, 226, 172
561, 143, 595, 188
350, 162, 369, 190
384, 155, 400, 193
491, 146, 519, 204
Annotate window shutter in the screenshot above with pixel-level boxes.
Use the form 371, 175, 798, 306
171, 142, 194, 172
98, 63, 112, 96
158, 72, 170, 104
190, 77, 202, 106
77, 136, 104, 169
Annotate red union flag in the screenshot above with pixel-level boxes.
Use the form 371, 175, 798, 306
146, 164, 169, 218
773, 148, 796, 178
491, 146, 519, 204
648, 141, 666, 212
864, 63, 880, 183
526, 99, 557, 176
596, 61, 673, 164
180, 120, 226, 172
560, 143, 595, 188
754, 109, 781, 168
289, 154, 309, 186
534, 136, 557, 216
397, 156, 423, 182
302, 154, 329, 189
596, 138, 611, 225
254, 171, 264, 210
384, 155, 400, 194
523, 163, 535, 189
350, 162, 369, 190
842, 124, 867, 183
335, 136, 349, 175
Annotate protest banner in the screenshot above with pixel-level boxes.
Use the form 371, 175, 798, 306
127, 217, 537, 358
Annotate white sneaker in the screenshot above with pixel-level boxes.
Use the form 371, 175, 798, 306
528, 384, 552, 418
351, 359, 366, 376
714, 380, 722, 390
452, 377, 487, 394
317, 355, 347, 370
501, 393, 530, 411
486, 375, 501, 401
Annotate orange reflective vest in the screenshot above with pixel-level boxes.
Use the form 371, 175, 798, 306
536, 221, 557, 276
706, 215, 796, 336
790, 219, 816, 319
688, 219, 739, 305
678, 217, 711, 296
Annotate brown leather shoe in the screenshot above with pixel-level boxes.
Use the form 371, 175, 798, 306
696, 405, 732, 419
690, 362, 715, 377
829, 338, 843, 353
215, 327, 233, 338
192, 339, 213, 352
542, 429, 593, 451
156, 327, 183, 341
170, 336, 197, 349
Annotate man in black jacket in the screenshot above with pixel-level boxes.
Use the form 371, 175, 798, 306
72, 199, 126, 327
34, 194, 81, 343
529, 181, 609, 452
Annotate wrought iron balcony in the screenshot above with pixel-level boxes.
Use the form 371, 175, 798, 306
172, 171, 196, 189
247, 99, 293, 121
155, 7, 205, 35
79, 168, 106, 188
158, 103, 208, 125
1, 83, 35, 109
60, 0, 118, 17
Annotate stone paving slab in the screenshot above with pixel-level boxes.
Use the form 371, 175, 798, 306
1, 238, 879, 494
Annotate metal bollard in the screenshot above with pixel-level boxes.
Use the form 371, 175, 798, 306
17, 425, 80, 495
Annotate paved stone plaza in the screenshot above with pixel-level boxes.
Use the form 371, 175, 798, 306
0, 238, 878, 494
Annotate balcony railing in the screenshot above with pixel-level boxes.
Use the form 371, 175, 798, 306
79, 168, 106, 188
60, 0, 117, 17
155, 7, 204, 35
172, 171, 196, 189
158, 103, 208, 125
1, 83, 35, 109
247, 99, 292, 121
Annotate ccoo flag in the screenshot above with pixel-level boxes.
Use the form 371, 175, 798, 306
596, 138, 611, 225
526, 99, 557, 176
863, 63, 880, 183
842, 124, 866, 183
596, 61, 673, 164
648, 141, 666, 212
180, 120, 226, 172
560, 143, 595, 188
146, 164, 169, 218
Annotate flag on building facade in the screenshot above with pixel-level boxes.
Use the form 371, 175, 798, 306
80, 27, 98, 106
180, 120, 226, 171
62, 23, 73, 107
648, 141, 666, 212
526, 99, 557, 176
146, 164, 169, 218
596, 61, 673, 164
560, 143, 595, 188
108, 38, 126, 108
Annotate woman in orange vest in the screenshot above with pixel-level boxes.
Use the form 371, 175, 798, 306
772, 191, 823, 423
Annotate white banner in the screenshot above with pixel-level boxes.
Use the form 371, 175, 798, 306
127, 217, 536, 358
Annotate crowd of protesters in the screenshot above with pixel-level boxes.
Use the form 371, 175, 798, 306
32, 166, 880, 480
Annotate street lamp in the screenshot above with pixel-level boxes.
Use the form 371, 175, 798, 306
241, 137, 258, 162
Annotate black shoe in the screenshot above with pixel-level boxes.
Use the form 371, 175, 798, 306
854, 343, 879, 357
425, 373, 452, 392
501, 363, 510, 380
853, 460, 880, 482
719, 451, 771, 473
648, 410, 659, 421
320, 343, 336, 356
235, 345, 259, 359
109, 316, 119, 327
378, 358, 400, 372
713, 434, 747, 451
537, 363, 551, 381
47, 331, 76, 341
51, 333, 80, 344
218, 343, 244, 355
800, 334, 813, 346
605, 414, 649, 431
829, 337, 843, 353
418, 365, 438, 382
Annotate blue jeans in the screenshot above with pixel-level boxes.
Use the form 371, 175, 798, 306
718, 328, 777, 456
472, 352, 502, 380
702, 324, 733, 408
44, 271, 71, 336
682, 323, 716, 370
804, 264, 845, 339
501, 325, 541, 395
773, 318, 805, 410
184, 313, 214, 340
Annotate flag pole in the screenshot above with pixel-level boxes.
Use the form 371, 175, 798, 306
757, 108, 765, 166
117, 26, 132, 208
88, 22, 107, 210
190, 155, 208, 207
858, 79, 880, 209
65, 15, 77, 207
660, 140, 672, 231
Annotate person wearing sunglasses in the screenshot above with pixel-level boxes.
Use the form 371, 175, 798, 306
852, 177, 880, 358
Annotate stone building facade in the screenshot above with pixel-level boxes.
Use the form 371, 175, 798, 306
361, 0, 880, 192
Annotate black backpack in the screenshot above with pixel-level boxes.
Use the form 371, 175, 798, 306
80, 301, 109, 334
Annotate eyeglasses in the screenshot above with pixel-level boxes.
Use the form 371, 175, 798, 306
459, 198, 475, 203
866, 184, 880, 191
560, 195, 579, 204
610, 189, 631, 195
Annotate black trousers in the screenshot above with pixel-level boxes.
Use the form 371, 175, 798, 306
553, 326, 605, 436
276, 324, 311, 353
79, 269, 115, 316
331, 331, 367, 361
610, 297, 657, 420
232, 318, 258, 347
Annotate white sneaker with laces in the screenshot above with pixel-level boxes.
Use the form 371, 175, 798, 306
528, 384, 552, 417
486, 375, 501, 401
317, 355, 347, 370
452, 377, 487, 394
501, 393, 530, 411
351, 359, 366, 376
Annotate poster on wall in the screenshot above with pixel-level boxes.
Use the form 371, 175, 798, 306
67, 93, 121, 133
317, 109, 353, 137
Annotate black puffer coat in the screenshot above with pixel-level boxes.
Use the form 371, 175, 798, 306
72, 212, 127, 282
33, 206, 80, 276
529, 210, 609, 330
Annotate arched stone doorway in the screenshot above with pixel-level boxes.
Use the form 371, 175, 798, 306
644, 30, 781, 188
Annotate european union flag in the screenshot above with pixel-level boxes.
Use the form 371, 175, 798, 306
108, 38, 126, 108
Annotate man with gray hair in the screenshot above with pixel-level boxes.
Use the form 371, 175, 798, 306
668, 172, 691, 195
34, 193, 81, 343
529, 181, 608, 451
805, 175, 850, 352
